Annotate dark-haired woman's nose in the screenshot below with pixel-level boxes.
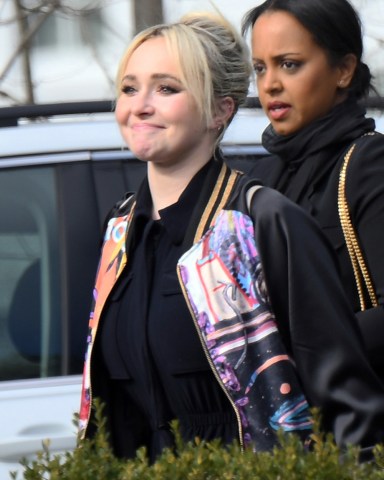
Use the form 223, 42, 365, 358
261, 69, 283, 95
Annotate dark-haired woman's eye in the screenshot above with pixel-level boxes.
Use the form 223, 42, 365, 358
282, 61, 300, 72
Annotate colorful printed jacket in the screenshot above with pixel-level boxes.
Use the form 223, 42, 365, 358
79, 160, 384, 452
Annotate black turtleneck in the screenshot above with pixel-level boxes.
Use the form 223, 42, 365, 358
259, 99, 374, 206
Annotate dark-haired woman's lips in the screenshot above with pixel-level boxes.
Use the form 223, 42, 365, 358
267, 102, 291, 120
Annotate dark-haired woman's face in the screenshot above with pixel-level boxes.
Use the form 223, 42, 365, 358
252, 11, 346, 136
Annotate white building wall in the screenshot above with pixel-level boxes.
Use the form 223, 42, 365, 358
0, 0, 383, 106
0, 1, 27, 103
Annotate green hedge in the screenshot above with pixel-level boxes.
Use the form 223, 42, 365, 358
12, 402, 384, 480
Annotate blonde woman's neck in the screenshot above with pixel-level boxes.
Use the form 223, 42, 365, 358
147, 156, 211, 220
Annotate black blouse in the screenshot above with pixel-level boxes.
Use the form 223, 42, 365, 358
99, 161, 237, 461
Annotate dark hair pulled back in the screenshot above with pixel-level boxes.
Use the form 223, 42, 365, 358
242, 0, 374, 99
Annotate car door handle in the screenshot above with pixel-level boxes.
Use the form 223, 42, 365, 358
0, 426, 76, 462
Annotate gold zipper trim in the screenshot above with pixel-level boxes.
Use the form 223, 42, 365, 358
194, 165, 239, 243
178, 167, 244, 449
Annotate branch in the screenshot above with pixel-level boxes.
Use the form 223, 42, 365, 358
0, 88, 21, 103
0, 0, 61, 83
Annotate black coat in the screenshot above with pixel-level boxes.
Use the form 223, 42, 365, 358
250, 99, 384, 378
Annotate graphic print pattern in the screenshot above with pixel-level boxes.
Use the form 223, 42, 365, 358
178, 209, 312, 450
79, 213, 132, 431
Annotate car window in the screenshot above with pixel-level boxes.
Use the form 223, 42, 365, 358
0, 166, 61, 381
0, 152, 148, 384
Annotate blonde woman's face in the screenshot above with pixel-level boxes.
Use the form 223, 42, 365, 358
252, 11, 345, 136
115, 36, 214, 167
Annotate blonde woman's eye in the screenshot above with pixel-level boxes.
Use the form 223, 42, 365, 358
121, 85, 136, 95
159, 85, 180, 94
253, 63, 265, 76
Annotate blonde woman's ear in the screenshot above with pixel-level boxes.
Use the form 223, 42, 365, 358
212, 96, 236, 129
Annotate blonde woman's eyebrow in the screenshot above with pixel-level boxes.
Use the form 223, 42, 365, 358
153, 73, 182, 83
121, 73, 182, 84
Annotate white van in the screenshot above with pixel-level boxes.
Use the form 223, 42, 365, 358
0, 101, 268, 478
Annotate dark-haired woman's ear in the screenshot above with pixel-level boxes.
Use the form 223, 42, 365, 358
212, 96, 236, 130
338, 53, 358, 89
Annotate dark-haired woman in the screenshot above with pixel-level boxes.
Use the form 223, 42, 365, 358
243, 0, 384, 380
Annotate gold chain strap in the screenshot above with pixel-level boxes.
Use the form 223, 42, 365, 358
338, 143, 378, 311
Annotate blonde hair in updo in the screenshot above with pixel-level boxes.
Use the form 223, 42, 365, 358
116, 12, 252, 141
